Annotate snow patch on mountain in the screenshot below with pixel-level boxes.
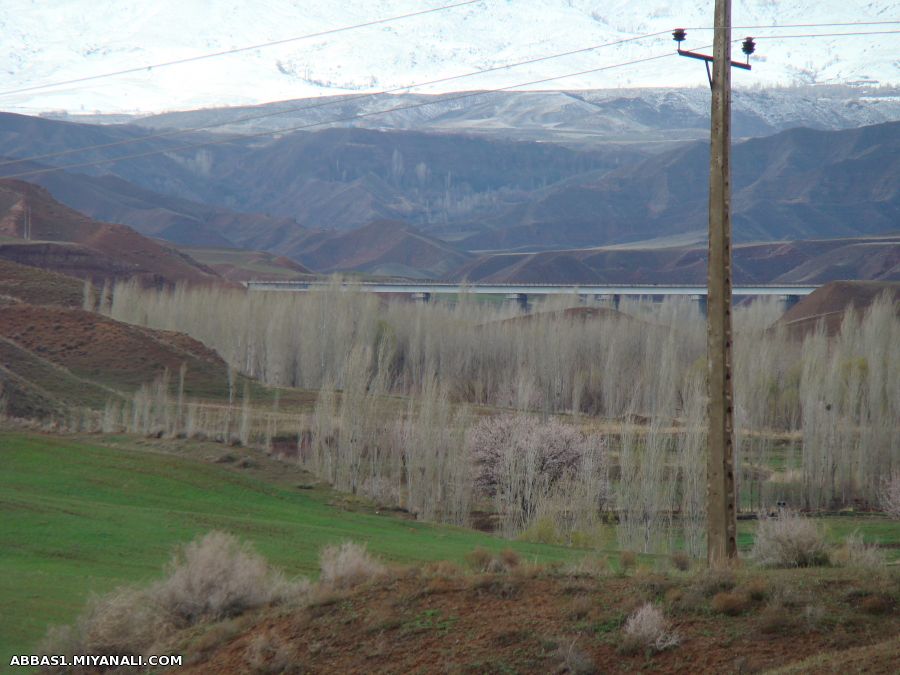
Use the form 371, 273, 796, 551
1, 0, 898, 114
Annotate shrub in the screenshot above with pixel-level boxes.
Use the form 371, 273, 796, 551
831, 532, 884, 570
859, 595, 892, 615
465, 547, 494, 572
564, 555, 610, 578
620, 603, 680, 655
743, 578, 769, 602
758, 602, 794, 634
692, 569, 736, 597
669, 551, 691, 572
38, 532, 299, 666
499, 548, 521, 569
552, 639, 596, 674
567, 596, 594, 620
319, 541, 385, 590
619, 550, 637, 572
751, 512, 829, 568
711, 591, 751, 616
156, 531, 291, 625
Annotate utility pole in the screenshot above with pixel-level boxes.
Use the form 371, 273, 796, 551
675, 2, 757, 567
706, 0, 738, 567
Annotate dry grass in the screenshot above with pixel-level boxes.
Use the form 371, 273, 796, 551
831, 532, 884, 570
711, 591, 752, 616
619, 603, 680, 655
669, 551, 691, 572
743, 577, 769, 602
157, 531, 296, 625
318, 541, 386, 590
551, 639, 597, 674
619, 550, 637, 572
36, 532, 306, 668
567, 596, 594, 620
751, 512, 829, 568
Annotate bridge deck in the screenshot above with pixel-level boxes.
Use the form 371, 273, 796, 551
245, 281, 817, 297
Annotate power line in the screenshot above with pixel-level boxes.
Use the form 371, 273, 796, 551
750, 29, 900, 39
3, 15, 895, 100
687, 19, 900, 30
0, 29, 673, 169
0, 0, 482, 97
0, 49, 688, 181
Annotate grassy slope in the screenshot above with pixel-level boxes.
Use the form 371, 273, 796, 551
0, 432, 578, 664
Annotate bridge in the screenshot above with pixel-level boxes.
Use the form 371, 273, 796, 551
245, 280, 818, 311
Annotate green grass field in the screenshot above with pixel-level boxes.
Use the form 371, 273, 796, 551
0, 432, 579, 664
3, 431, 899, 671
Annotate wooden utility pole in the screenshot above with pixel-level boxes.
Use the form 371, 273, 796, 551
706, 0, 738, 566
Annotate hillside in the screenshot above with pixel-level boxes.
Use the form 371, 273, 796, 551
0, 179, 221, 284
0, 258, 83, 307
0, 304, 234, 418
0, 432, 579, 663
777, 280, 900, 337
451, 236, 900, 285
458, 121, 900, 251
292, 219, 471, 278
177, 245, 313, 281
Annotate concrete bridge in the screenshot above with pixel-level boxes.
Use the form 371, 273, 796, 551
245, 280, 818, 311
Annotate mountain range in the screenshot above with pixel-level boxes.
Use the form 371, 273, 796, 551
3, 1, 898, 114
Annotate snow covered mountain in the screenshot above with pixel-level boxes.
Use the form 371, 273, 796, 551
2, 1, 898, 115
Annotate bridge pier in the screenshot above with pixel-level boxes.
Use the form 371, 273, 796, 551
691, 294, 708, 316
594, 293, 620, 309
781, 294, 801, 311
505, 293, 528, 311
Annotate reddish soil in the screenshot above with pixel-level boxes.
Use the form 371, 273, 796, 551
0, 258, 83, 307
779, 281, 900, 337
181, 567, 900, 674
0, 304, 231, 396
0, 179, 221, 285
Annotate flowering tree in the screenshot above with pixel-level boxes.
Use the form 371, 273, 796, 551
469, 414, 607, 535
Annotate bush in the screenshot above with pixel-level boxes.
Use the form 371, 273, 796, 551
619, 550, 637, 571
831, 532, 884, 570
669, 551, 691, 572
620, 603, 680, 655
38, 532, 300, 667
751, 512, 829, 568
758, 602, 795, 634
711, 591, 751, 616
319, 541, 385, 589
156, 532, 291, 625
552, 639, 596, 674
743, 578, 769, 602
692, 569, 736, 597
465, 547, 494, 572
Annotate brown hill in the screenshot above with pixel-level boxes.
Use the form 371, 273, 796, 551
293, 220, 472, 279
778, 280, 900, 337
0, 179, 221, 285
0, 259, 83, 307
0, 304, 234, 418
180, 566, 900, 675
177, 245, 313, 281
449, 236, 900, 285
